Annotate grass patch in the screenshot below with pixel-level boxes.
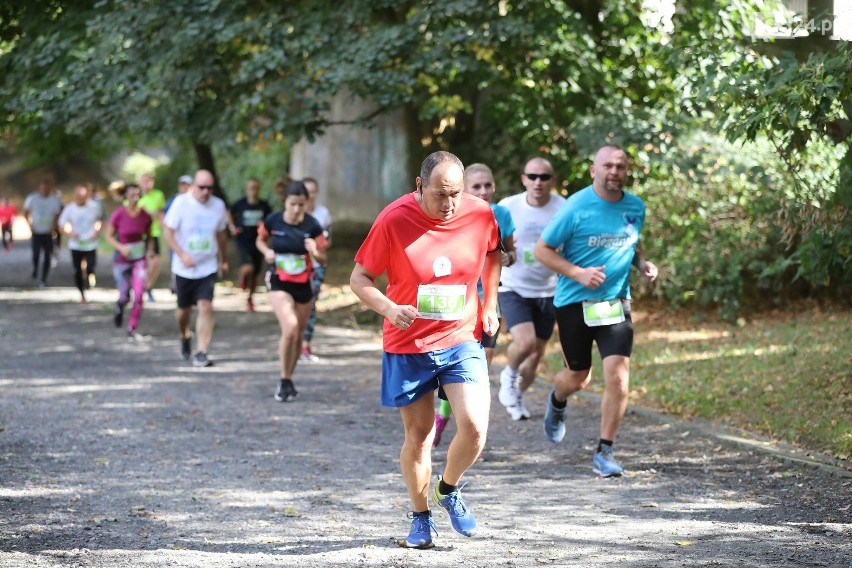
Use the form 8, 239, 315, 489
542, 306, 851, 461
320, 222, 851, 461
629, 307, 851, 460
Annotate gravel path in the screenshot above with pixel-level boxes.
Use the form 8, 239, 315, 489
1, 243, 850, 567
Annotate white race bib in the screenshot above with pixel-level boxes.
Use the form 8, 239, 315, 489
275, 253, 307, 275
187, 234, 213, 253
125, 241, 146, 260
522, 244, 539, 266
241, 210, 264, 227
582, 299, 625, 327
417, 284, 466, 320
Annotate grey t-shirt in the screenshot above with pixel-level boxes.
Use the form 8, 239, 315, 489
24, 192, 64, 234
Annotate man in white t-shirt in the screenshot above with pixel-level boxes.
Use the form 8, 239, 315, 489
58, 184, 103, 303
163, 169, 229, 368
496, 157, 565, 420
24, 179, 64, 287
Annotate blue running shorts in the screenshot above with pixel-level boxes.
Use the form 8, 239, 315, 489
381, 341, 488, 407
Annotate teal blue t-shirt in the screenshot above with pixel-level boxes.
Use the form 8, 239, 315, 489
540, 185, 645, 308
492, 203, 515, 247
477, 203, 515, 300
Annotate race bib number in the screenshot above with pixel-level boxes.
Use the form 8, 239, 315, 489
187, 234, 213, 253
241, 210, 264, 227
417, 284, 466, 321
522, 244, 538, 266
125, 241, 146, 260
76, 238, 95, 249
275, 253, 307, 275
582, 299, 625, 327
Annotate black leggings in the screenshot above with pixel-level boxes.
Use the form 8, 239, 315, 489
31, 233, 53, 281
1, 223, 11, 248
71, 249, 97, 294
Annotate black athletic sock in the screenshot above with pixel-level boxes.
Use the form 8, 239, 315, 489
551, 391, 567, 409
598, 439, 614, 453
438, 479, 457, 496
414, 510, 431, 516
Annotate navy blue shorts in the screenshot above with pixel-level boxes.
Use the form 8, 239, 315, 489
381, 341, 488, 407
236, 240, 264, 274
498, 290, 556, 340
555, 300, 634, 370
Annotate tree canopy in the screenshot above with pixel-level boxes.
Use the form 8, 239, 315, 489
2, 0, 850, 313
0, 1, 757, 181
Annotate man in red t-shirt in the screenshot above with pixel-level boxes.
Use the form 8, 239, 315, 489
350, 151, 501, 549
0, 197, 18, 251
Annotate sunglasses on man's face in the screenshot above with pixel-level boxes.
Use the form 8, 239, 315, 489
524, 173, 553, 181
197, 185, 215, 191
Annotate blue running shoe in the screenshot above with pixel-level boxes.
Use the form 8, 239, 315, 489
401, 512, 437, 549
432, 479, 476, 537
543, 390, 566, 443
592, 445, 624, 477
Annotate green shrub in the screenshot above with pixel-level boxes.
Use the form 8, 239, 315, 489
636, 132, 848, 320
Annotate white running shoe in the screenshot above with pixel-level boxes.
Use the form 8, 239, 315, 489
506, 404, 525, 421
506, 392, 531, 421
517, 395, 532, 419
498, 367, 520, 408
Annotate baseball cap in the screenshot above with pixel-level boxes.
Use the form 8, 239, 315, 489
178, 175, 193, 184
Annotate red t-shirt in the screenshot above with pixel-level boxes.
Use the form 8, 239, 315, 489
355, 192, 499, 354
0, 204, 17, 225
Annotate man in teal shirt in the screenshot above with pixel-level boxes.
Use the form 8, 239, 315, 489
535, 145, 658, 477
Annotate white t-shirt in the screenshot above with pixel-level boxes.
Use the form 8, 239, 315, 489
311, 204, 332, 231
58, 201, 102, 251
163, 193, 228, 279
497, 191, 566, 298
24, 192, 64, 234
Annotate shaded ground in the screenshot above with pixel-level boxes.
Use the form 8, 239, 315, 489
1, 241, 850, 567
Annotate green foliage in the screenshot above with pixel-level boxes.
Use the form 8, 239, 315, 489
625, 309, 852, 461
215, 141, 289, 207
119, 152, 166, 185
665, 1, 852, 301
472, 0, 687, 192
149, 148, 197, 200
540, 306, 852, 460
0, 0, 705, 186
638, 133, 785, 320
637, 130, 852, 320
143, 141, 289, 205
2, 0, 849, 310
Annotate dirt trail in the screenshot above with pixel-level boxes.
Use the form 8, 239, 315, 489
1, 243, 850, 567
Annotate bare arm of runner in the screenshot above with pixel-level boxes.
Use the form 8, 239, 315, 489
350, 263, 418, 330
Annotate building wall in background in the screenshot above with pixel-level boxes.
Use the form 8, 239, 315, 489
290, 94, 412, 224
